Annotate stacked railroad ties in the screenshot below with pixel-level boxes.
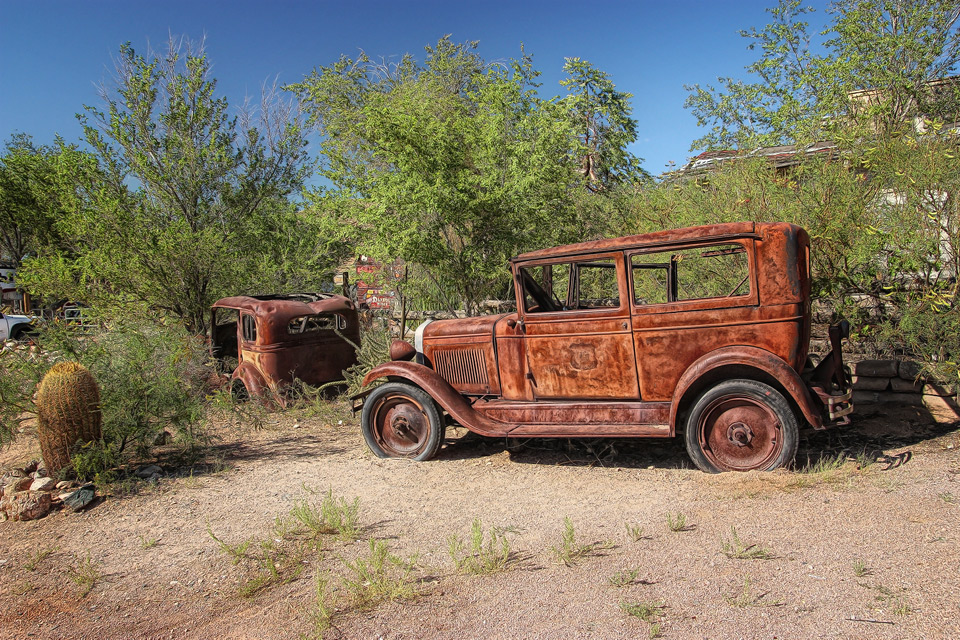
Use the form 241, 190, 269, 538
851, 359, 959, 417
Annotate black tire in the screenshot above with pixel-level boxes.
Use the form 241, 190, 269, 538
361, 382, 443, 461
684, 379, 799, 473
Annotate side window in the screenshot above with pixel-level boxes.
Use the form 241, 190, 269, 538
520, 263, 571, 313
241, 313, 257, 342
632, 243, 750, 305
576, 260, 619, 308
519, 258, 620, 312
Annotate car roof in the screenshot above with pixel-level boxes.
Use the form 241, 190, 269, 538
511, 221, 775, 263
212, 293, 355, 322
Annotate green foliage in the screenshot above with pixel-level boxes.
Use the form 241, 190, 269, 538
447, 518, 514, 574
0, 343, 48, 446
290, 37, 640, 314
0, 134, 94, 269
66, 552, 103, 598
666, 512, 690, 532
340, 538, 418, 609
625, 522, 647, 542
286, 488, 363, 542
551, 516, 614, 566
0, 314, 211, 475
608, 567, 642, 587
724, 576, 784, 608
619, 599, 665, 623
560, 57, 650, 188
721, 527, 775, 560
685, 0, 960, 150
19, 38, 313, 334
635, 130, 960, 382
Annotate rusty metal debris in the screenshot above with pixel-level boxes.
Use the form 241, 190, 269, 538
211, 293, 359, 405
357, 222, 853, 472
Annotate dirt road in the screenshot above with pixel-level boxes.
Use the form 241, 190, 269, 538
1, 400, 958, 639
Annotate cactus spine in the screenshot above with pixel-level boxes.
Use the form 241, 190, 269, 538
36, 362, 102, 475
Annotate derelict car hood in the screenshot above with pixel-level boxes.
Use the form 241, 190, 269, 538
422, 314, 506, 339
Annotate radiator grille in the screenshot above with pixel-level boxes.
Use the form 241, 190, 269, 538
434, 348, 489, 388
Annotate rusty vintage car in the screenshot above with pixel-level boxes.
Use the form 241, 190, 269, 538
356, 222, 853, 472
211, 293, 360, 403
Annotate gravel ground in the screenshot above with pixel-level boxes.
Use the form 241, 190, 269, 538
1, 399, 958, 639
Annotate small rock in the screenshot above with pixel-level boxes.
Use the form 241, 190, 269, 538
12, 477, 32, 492
854, 359, 899, 378
55, 481, 74, 491
22, 460, 39, 475
898, 360, 923, 381
922, 382, 957, 397
1, 491, 53, 521
890, 378, 923, 393
135, 465, 163, 479
29, 477, 56, 492
63, 484, 96, 512
34, 467, 48, 479
852, 376, 891, 391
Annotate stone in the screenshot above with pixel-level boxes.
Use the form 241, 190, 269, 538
879, 392, 925, 406
135, 465, 163, 479
22, 460, 39, 475
12, 476, 32, 492
1, 491, 53, 521
854, 359, 900, 378
852, 376, 890, 391
55, 481, 74, 491
62, 484, 96, 512
922, 382, 957, 397
29, 477, 56, 492
852, 390, 880, 404
890, 378, 923, 393
898, 360, 923, 381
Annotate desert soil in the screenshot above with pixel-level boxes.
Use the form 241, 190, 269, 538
1, 399, 959, 640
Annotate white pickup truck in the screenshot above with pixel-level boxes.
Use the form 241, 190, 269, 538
0, 311, 36, 341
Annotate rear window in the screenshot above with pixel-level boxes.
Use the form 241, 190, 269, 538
287, 314, 346, 334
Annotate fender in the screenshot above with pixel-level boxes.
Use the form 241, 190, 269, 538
232, 362, 272, 401
670, 345, 823, 431
362, 361, 513, 437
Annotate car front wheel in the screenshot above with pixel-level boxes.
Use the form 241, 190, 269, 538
361, 382, 443, 461
684, 379, 799, 473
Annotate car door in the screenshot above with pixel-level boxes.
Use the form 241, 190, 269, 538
516, 253, 640, 400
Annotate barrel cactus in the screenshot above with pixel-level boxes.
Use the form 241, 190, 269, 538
36, 362, 102, 476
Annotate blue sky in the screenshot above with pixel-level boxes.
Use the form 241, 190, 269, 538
0, 0, 832, 176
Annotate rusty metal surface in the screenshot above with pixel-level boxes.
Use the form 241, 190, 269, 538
363, 222, 853, 471
693, 392, 785, 471
211, 293, 360, 402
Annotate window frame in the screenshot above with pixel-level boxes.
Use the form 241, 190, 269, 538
627, 240, 758, 314
514, 252, 629, 319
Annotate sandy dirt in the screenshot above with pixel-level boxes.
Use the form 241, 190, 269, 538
1, 400, 959, 640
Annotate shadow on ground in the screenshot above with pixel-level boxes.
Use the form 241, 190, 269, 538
436, 403, 960, 472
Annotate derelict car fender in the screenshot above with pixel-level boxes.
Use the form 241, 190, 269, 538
669, 345, 823, 432
232, 361, 271, 399
361, 361, 511, 438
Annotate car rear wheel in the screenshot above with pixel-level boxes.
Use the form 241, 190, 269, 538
361, 382, 443, 461
684, 379, 799, 473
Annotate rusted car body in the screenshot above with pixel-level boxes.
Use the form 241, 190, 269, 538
356, 222, 853, 472
211, 293, 360, 403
